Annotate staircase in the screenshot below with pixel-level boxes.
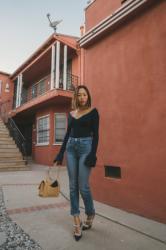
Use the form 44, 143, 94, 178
0, 118, 29, 171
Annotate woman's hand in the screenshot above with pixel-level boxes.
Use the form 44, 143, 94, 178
53, 160, 62, 166
84, 153, 97, 167
53, 153, 63, 165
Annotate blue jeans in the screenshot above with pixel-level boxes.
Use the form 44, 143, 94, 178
66, 137, 95, 216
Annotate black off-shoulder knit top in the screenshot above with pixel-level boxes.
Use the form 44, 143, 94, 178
54, 108, 99, 167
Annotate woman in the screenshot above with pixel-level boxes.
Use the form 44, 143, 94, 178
54, 85, 99, 241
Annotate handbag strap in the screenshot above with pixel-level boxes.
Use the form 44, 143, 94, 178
47, 164, 61, 181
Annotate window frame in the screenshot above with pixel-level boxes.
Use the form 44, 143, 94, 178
36, 114, 50, 146
54, 113, 67, 145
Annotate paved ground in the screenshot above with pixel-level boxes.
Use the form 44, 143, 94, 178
0, 164, 166, 250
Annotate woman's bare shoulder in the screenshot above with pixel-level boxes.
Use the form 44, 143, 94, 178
70, 110, 76, 115
69, 110, 76, 118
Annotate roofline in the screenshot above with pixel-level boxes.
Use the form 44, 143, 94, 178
84, 0, 96, 11
79, 0, 153, 47
10, 33, 79, 80
0, 71, 11, 76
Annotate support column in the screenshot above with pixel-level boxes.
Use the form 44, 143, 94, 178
16, 75, 20, 108
51, 44, 55, 89
55, 41, 60, 89
63, 45, 67, 90
18, 73, 23, 106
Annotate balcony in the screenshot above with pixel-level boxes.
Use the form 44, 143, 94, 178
13, 73, 78, 109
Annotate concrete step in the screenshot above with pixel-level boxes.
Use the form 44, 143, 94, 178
0, 166, 30, 172
0, 156, 23, 161
0, 152, 22, 157
0, 133, 10, 138
0, 128, 8, 132
0, 133, 9, 136
0, 138, 14, 143
0, 123, 7, 127
0, 148, 19, 153
0, 144, 17, 149
0, 160, 27, 167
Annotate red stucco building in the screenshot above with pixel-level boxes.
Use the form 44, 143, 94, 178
79, 0, 166, 223
0, 33, 82, 165
0, 71, 13, 121
0, 0, 165, 223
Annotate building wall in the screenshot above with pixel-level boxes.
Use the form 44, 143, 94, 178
85, 0, 121, 31
0, 72, 14, 118
84, 1, 166, 222
72, 55, 79, 78
33, 104, 70, 166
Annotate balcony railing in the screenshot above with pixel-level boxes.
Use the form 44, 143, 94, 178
20, 73, 78, 105
21, 75, 51, 105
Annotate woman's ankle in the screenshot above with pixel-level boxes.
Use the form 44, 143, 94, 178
73, 215, 81, 225
82, 214, 95, 230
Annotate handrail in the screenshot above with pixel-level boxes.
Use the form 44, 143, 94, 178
8, 118, 25, 141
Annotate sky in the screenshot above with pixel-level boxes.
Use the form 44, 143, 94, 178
0, 0, 88, 74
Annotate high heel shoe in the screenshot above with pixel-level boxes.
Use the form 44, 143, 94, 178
82, 214, 95, 230
73, 222, 82, 241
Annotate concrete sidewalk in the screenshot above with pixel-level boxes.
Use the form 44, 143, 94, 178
0, 163, 166, 250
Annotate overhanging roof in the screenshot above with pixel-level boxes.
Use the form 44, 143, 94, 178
79, 0, 154, 47
10, 33, 79, 80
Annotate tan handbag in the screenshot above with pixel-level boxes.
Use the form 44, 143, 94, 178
38, 165, 60, 197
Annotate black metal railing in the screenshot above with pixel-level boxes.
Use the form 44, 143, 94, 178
6, 118, 28, 163
59, 73, 78, 91
21, 75, 51, 105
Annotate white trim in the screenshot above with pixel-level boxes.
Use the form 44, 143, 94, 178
63, 45, 67, 90
37, 114, 50, 120
84, 0, 96, 10
16, 75, 20, 108
37, 114, 50, 144
55, 41, 60, 89
51, 44, 55, 89
36, 143, 49, 146
79, 0, 148, 47
18, 73, 23, 106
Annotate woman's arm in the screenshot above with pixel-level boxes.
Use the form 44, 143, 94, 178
85, 109, 99, 167
91, 108, 99, 155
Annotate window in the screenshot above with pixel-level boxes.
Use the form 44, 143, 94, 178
5, 82, 10, 92
54, 113, 67, 143
37, 115, 50, 144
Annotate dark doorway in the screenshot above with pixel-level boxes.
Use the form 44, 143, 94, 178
19, 123, 33, 156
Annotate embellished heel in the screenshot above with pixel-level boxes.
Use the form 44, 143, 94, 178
73, 222, 82, 241
82, 214, 95, 231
